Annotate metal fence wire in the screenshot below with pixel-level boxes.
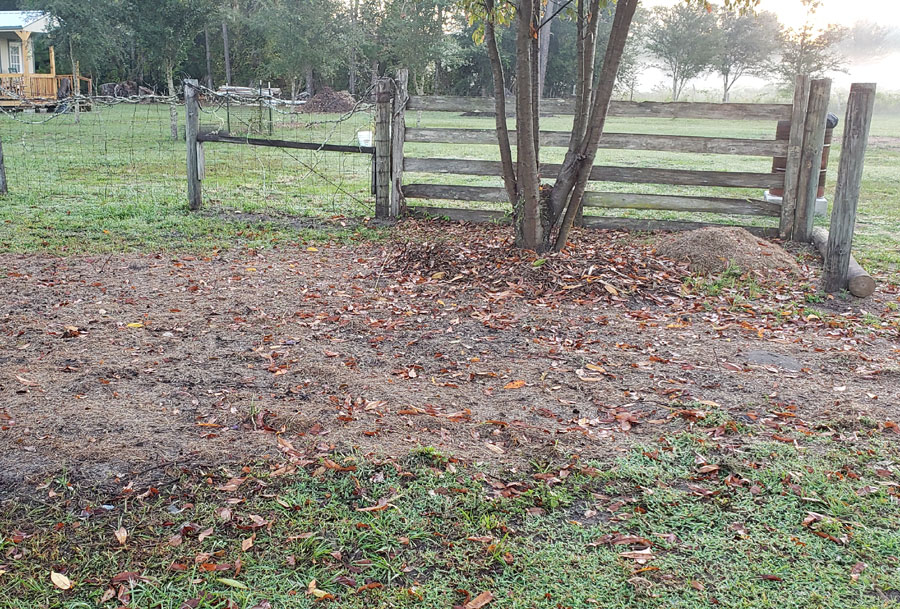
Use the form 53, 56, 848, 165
0, 88, 378, 220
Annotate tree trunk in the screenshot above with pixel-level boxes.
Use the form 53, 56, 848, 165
370, 60, 379, 90
68, 39, 80, 125
349, 0, 358, 95
291, 77, 298, 102
484, 0, 517, 207
204, 27, 214, 90
305, 66, 315, 98
552, 0, 639, 251
167, 62, 178, 140
537, 0, 555, 99
514, 0, 543, 251
222, 21, 232, 86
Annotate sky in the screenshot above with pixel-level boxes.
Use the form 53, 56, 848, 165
645, 0, 900, 29
642, 0, 900, 91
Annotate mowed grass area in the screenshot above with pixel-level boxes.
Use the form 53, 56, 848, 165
0, 102, 897, 279
3, 431, 899, 609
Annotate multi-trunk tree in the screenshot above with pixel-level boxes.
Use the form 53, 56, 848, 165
461, 0, 639, 252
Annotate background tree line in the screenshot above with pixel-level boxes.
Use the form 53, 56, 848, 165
14, 0, 900, 100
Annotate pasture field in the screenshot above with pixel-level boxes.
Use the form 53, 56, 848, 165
0, 103, 897, 279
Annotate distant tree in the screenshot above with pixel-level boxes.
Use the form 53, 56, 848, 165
712, 8, 778, 102
27, 0, 124, 82
771, 0, 845, 86
125, 0, 214, 138
645, 3, 718, 101
379, 0, 449, 94
252, 0, 344, 99
839, 21, 900, 62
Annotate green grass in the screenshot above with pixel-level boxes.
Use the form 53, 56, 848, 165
2, 432, 898, 608
0, 103, 897, 279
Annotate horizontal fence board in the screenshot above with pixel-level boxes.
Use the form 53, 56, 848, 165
581, 192, 781, 216
403, 183, 508, 202
404, 184, 781, 217
405, 128, 786, 156
403, 157, 783, 189
406, 96, 792, 121
409, 206, 779, 237
580, 216, 779, 237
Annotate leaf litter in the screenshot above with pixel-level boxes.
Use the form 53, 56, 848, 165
0, 220, 898, 497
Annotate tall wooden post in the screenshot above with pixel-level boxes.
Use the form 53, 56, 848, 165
374, 77, 393, 220
793, 77, 831, 242
49, 46, 56, 77
185, 79, 202, 211
823, 83, 876, 294
222, 22, 232, 86
779, 74, 810, 239
391, 69, 408, 217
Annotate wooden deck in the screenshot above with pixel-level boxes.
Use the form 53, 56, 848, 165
0, 73, 93, 108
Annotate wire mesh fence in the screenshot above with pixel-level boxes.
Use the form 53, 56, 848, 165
0, 89, 377, 223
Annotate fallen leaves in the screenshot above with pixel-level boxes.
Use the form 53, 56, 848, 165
113, 527, 128, 546
463, 590, 494, 609
503, 379, 525, 389
50, 571, 72, 590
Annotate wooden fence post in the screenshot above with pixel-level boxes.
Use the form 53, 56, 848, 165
374, 77, 393, 220
822, 83, 876, 293
185, 79, 202, 211
391, 68, 409, 217
779, 74, 810, 239
0, 137, 7, 195
793, 77, 831, 242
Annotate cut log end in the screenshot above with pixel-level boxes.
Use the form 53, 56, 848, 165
811, 227, 875, 298
848, 274, 876, 299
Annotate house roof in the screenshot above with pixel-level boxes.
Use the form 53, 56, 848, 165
0, 11, 51, 33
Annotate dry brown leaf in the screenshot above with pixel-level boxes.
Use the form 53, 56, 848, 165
241, 535, 255, 551
503, 380, 526, 389
113, 527, 127, 546
464, 590, 495, 609
50, 572, 72, 590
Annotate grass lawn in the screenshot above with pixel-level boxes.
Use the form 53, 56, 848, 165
3, 431, 899, 608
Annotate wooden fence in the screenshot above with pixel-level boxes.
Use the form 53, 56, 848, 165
379, 71, 839, 242
184, 71, 876, 295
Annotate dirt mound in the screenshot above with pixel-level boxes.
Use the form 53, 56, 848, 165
656, 226, 801, 276
301, 87, 357, 113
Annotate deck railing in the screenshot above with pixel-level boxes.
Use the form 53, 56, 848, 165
0, 73, 93, 102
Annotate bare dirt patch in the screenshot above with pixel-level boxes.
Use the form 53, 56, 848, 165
657, 226, 801, 276
1, 221, 898, 498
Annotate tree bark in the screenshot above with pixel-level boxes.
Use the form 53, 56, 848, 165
537, 0, 555, 99
514, 0, 543, 250
222, 21, 232, 86
167, 62, 178, 140
349, 0, 358, 95
69, 39, 80, 125
305, 66, 315, 97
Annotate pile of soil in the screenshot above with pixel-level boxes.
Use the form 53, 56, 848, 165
301, 87, 357, 113
656, 226, 801, 276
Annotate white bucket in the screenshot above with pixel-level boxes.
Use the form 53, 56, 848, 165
357, 130, 373, 147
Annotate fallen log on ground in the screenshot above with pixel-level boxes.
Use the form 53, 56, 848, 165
811, 226, 875, 298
